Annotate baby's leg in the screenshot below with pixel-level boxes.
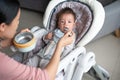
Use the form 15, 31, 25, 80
11, 53, 23, 63
25, 55, 40, 67
39, 59, 49, 69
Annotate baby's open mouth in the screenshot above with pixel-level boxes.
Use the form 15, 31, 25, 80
64, 27, 72, 37
64, 27, 69, 32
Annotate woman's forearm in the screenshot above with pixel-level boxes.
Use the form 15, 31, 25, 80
45, 31, 74, 80
45, 44, 63, 80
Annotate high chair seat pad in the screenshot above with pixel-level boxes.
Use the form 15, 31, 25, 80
44, 1, 93, 44
43, 0, 105, 46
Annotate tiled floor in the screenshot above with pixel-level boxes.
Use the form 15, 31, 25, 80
85, 34, 120, 80
16, 9, 120, 80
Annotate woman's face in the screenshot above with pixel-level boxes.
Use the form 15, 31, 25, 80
0, 9, 20, 48
58, 13, 75, 33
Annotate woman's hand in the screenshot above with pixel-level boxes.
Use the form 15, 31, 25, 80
20, 28, 30, 33
58, 31, 75, 47
45, 31, 75, 80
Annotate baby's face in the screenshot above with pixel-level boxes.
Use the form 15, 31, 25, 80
58, 13, 75, 33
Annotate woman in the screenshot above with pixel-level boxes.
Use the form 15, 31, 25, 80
0, 0, 75, 80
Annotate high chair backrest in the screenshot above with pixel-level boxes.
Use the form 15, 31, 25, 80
43, 0, 105, 46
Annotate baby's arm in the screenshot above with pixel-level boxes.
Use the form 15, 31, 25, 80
43, 32, 53, 43
45, 32, 53, 40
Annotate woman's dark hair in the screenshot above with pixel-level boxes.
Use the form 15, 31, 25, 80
0, 0, 20, 25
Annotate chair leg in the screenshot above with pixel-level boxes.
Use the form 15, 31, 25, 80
115, 29, 120, 38
88, 64, 110, 80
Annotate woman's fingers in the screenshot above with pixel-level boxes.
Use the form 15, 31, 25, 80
59, 31, 75, 47
20, 28, 30, 33
65, 31, 75, 37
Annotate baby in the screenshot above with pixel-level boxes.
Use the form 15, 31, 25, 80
38, 7, 76, 68
25, 7, 77, 68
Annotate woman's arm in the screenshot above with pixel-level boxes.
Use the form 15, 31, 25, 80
0, 31, 74, 80
45, 31, 75, 80
0, 52, 49, 80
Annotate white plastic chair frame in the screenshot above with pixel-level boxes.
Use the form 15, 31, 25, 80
43, 0, 109, 80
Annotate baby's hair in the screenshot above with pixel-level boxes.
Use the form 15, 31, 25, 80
56, 7, 76, 22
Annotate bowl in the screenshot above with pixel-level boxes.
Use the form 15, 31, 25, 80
13, 32, 36, 52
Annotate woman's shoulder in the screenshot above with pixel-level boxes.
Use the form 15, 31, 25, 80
0, 51, 5, 57
0, 51, 10, 61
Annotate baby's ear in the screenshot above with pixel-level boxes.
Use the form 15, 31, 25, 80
74, 21, 76, 27
74, 19, 77, 25
75, 19, 77, 23
0, 23, 6, 32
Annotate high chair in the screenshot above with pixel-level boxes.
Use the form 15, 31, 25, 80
19, 0, 109, 79
40, 0, 110, 80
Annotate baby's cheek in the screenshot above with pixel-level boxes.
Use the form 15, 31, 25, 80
69, 28, 73, 31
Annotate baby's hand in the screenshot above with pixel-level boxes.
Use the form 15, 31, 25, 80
45, 32, 53, 40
